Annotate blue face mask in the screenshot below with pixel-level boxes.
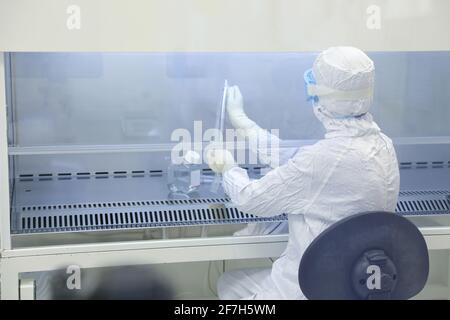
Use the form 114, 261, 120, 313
304, 68, 319, 103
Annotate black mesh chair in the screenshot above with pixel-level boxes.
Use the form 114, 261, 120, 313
298, 211, 429, 300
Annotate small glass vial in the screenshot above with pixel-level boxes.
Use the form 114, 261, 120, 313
167, 150, 201, 194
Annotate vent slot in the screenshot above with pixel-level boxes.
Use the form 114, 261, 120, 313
149, 170, 163, 176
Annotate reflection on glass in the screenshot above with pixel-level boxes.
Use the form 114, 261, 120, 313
8, 51, 450, 147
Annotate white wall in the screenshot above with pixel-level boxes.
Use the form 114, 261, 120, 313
1, 0, 450, 51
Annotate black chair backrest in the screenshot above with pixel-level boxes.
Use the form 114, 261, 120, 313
298, 211, 429, 300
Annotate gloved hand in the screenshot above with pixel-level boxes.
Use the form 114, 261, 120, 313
206, 149, 237, 173
226, 85, 257, 130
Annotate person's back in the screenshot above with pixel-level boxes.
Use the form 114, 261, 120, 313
268, 127, 400, 299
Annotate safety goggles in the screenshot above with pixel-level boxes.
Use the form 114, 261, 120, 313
304, 68, 319, 102
304, 68, 374, 102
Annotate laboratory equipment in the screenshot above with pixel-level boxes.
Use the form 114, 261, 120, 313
1, 50, 449, 300
167, 150, 201, 195
210, 80, 229, 193
1, 0, 450, 300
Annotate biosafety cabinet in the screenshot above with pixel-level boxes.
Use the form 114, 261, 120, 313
1, 0, 450, 300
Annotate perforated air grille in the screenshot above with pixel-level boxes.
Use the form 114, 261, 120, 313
13, 198, 287, 234
18, 170, 164, 180
17, 167, 257, 181
19, 198, 229, 212
11, 183, 450, 234
396, 199, 450, 214
399, 190, 450, 196
395, 189, 450, 216
399, 161, 450, 169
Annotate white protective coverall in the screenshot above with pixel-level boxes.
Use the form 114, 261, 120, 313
216, 47, 400, 300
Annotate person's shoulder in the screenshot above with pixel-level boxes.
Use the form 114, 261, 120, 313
379, 132, 395, 145
291, 140, 331, 162
299, 138, 340, 152
292, 138, 348, 162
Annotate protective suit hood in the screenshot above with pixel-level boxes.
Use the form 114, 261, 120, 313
311, 46, 379, 138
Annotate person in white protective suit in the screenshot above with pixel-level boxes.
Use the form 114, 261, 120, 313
206, 46, 400, 300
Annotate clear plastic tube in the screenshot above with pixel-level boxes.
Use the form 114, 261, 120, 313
210, 80, 228, 193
